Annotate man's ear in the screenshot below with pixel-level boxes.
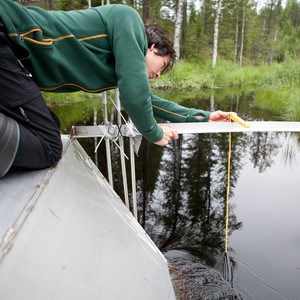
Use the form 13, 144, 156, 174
149, 44, 156, 52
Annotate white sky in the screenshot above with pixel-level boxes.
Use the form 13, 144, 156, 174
192, 0, 288, 11
257, 0, 287, 10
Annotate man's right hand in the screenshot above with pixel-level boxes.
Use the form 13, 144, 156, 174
154, 125, 179, 146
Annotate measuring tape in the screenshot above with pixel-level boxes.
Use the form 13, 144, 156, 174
225, 114, 249, 253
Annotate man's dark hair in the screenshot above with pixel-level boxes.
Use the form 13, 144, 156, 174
144, 24, 176, 74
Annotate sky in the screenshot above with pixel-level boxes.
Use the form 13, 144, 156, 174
191, 0, 288, 11
257, 0, 287, 10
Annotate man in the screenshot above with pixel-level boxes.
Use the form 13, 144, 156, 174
0, 0, 231, 178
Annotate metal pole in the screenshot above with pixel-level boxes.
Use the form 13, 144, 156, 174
102, 92, 113, 187
116, 89, 130, 209
129, 120, 138, 219
93, 107, 99, 168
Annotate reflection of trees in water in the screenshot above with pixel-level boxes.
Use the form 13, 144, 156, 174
136, 132, 248, 267
249, 132, 280, 173
136, 139, 164, 228
279, 133, 299, 167
135, 131, 299, 268
249, 132, 300, 172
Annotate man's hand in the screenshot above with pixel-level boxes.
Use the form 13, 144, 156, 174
209, 110, 235, 122
154, 125, 179, 146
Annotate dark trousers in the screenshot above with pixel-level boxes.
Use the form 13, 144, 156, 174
0, 32, 62, 171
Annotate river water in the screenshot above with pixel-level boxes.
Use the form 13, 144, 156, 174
229, 132, 300, 300
53, 90, 300, 300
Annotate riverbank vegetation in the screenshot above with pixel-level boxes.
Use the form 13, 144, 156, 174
150, 59, 300, 90
44, 58, 300, 121
151, 59, 300, 121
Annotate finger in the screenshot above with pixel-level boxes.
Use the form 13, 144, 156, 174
173, 131, 179, 140
164, 134, 171, 141
154, 139, 168, 146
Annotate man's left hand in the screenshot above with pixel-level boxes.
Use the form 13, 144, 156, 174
209, 110, 235, 122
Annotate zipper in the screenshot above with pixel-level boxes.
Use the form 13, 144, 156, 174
152, 104, 188, 119
18, 60, 32, 77
8, 30, 51, 45
40, 84, 117, 93
18, 29, 73, 46
8, 29, 108, 46
19, 107, 30, 123
19, 28, 53, 46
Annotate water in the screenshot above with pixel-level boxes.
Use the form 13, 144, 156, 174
53, 90, 300, 299
229, 133, 300, 300
133, 131, 300, 300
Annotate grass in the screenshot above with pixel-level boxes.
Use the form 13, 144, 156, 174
44, 59, 300, 121
151, 59, 300, 90
43, 91, 91, 107
254, 88, 300, 120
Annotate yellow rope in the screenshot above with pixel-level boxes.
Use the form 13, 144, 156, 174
225, 129, 231, 254
225, 114, 249, 253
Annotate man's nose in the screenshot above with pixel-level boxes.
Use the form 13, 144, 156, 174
156, 71, 161, 78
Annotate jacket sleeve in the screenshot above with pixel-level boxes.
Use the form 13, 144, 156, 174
150, 93, 211, 122
106, 5, 163, 143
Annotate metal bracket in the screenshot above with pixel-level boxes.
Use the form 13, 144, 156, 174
72, 124, 143, 154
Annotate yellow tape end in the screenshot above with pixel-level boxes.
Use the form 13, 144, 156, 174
230, 113, 250, 128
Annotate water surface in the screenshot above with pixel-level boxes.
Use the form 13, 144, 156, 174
229, 133, 300, 300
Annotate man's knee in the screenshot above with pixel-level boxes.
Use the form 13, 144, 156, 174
0, 113, 63, 178
12, 123, 62, 171
0, 113, 20, 178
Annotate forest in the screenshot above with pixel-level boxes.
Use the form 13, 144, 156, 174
21, 0, 300, 67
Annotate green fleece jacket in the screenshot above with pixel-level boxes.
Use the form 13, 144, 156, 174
0, 0, 210, 142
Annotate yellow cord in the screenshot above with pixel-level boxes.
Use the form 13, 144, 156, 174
225, 113, 248, 253
225, 129, 231, 254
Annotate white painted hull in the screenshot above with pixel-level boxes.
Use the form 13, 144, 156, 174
0, 138, 176, 300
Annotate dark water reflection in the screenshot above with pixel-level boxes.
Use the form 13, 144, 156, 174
136, 132, 300, 300
53, 91, 300, 300
228, 132, 300, 300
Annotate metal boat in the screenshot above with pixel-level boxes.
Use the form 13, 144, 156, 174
0, 136, 176, 300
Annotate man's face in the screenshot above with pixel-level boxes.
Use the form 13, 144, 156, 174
145, 44, 170, 80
